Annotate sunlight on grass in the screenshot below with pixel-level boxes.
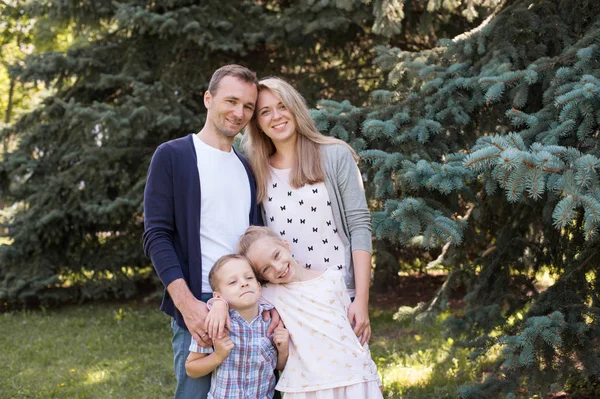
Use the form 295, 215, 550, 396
56, 266, 155, 288
382, 365, 432, 386
86, 370, 107, 384
369, 308, 505, 398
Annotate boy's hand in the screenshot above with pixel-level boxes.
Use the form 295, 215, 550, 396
213, 334, 234, 362
205, 300, 231, 339
273, 321, 289, 354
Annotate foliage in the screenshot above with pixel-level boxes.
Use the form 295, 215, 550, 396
0, 0, 380, 305
0, 0, 496, 305
315, 0, 600, 395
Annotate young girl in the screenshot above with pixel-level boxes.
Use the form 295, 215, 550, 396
237, 226, 383, 399
244, 77, 373, 344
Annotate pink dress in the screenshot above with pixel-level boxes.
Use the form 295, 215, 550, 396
261, 269, 383, 399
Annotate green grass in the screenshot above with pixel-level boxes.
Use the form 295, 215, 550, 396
369, 308, 498, 399
0, 302, 491, 399
0, 303, 174, 399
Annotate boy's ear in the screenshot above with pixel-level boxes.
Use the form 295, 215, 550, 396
212, 291, 221, 299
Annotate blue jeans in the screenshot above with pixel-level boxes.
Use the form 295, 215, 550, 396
171, 293, 213, 399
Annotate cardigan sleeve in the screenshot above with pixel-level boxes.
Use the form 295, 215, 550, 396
331, 145, 373, 254
142, 144, 185, 287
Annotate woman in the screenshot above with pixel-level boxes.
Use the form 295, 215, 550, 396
244, 77, 373, 344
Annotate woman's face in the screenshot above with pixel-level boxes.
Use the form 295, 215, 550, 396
256, 89, 297, 146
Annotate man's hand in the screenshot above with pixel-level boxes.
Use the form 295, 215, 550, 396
263, 308, 281, 337
348, 299, 371, 345
213, 335, 234, 363
180, 297, 212, 348
168, 279, 213, 348
206, 300, 231, 339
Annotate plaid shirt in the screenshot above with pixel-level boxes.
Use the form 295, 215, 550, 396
189, 303, 277, 399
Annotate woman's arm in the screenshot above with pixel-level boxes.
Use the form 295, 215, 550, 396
348, 249, 372, 345
331, 145, 373, 345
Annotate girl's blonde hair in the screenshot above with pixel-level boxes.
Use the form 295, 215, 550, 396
243, 77, 358, 202
237, 226, 283, 258
237, 226, 285, 281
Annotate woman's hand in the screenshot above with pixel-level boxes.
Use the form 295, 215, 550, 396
348, 298, 371, 345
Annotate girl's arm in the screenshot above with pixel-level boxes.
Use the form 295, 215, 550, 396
272, 321, 289, 370
205, 298, 230, 339
185, 335, 234, 378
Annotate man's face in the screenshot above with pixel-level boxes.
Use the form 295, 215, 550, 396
213, 258, 262, 311
204, 75, 258, 138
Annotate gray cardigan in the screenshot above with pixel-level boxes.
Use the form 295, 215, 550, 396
262, 143, 373, 290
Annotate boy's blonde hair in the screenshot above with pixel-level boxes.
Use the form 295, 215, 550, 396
243, 77, 358, 203
208, 254, 256, 291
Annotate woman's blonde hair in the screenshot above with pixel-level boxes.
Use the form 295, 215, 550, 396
244, 77, 358, 202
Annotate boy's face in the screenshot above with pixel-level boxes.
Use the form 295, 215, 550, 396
213, 258, 262, 310
246, 238, 297, 284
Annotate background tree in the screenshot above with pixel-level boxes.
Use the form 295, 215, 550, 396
0, 0, 494, 306
315, 0, 600, 395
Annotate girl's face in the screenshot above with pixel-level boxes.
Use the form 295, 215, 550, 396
256, 89, 297, 146
246, 237, 298, 284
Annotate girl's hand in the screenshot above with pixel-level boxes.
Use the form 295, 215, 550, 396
205, 300, 231, 339
213, 334, 234, 362
263, 308, 281, 337
273, 321, 289, 354
348, 299, 371, 345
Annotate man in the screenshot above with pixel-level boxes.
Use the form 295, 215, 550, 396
143, 64, 262, 398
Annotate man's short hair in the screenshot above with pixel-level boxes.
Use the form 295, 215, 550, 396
208, 64, 258, 95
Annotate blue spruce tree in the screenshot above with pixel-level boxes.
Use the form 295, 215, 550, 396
315, 0, 600, 396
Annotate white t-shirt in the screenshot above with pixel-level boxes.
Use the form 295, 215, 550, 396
193, 135, 250, 293
263, 167, 352, 297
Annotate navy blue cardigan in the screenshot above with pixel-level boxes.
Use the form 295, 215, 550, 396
142, 134, 262, 329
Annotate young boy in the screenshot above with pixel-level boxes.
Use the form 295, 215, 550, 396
185, 254, 289, 399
